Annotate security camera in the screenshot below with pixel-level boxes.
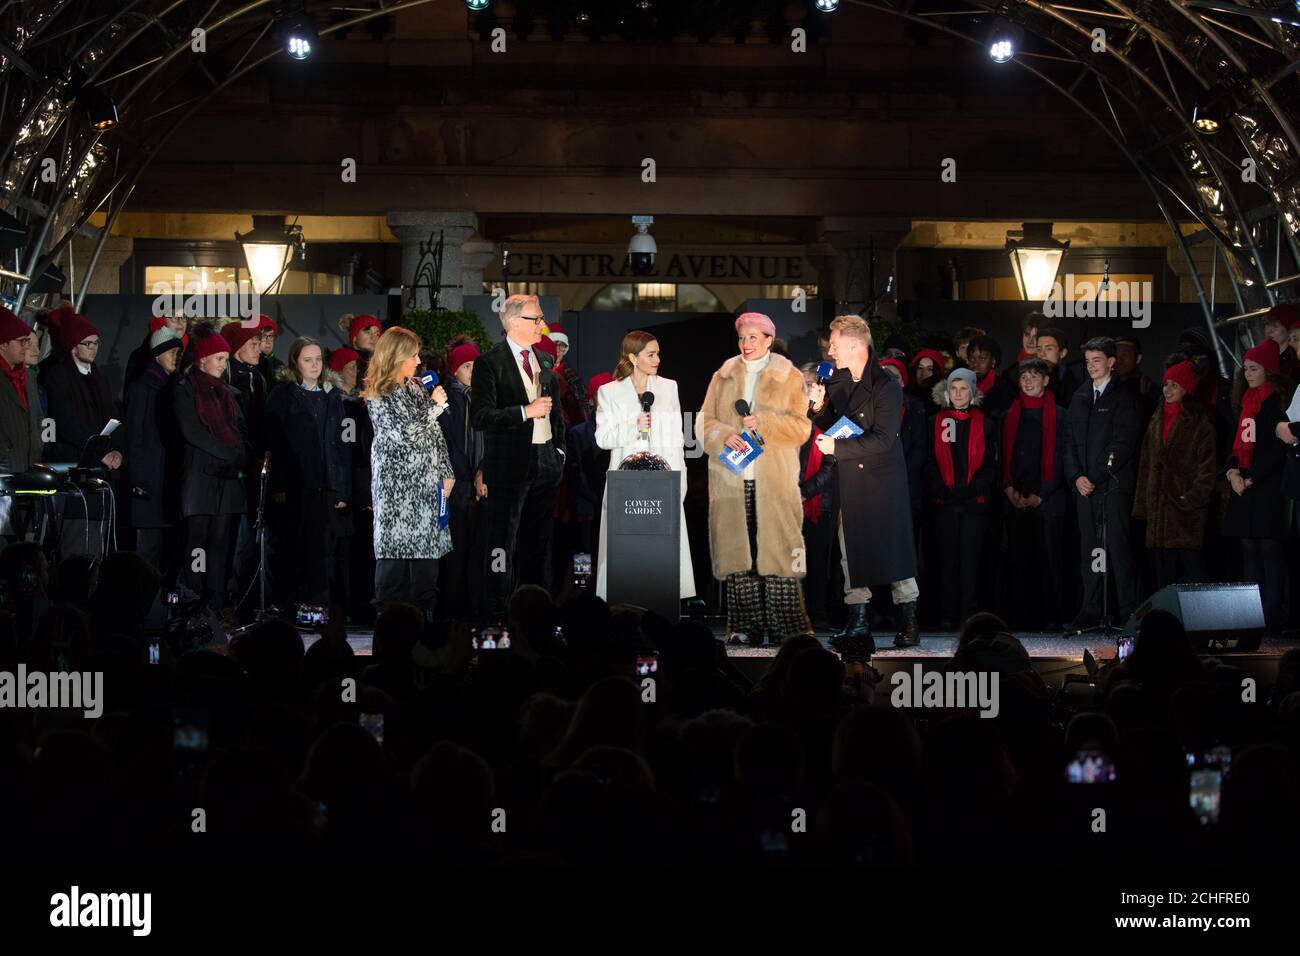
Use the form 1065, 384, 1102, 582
628, 215, 656, 277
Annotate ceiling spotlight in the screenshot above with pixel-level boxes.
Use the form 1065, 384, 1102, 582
815, 0, 840, 11
281, 13, 317, 60
465, 0, 491, 10
988, 20, 1022, 63
80, 86, 119, 131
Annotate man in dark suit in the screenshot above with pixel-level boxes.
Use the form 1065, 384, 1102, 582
470, 294, 567, 617
1063, 336, 1141, 627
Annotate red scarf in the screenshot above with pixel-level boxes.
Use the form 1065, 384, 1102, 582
1161, 401, 1181, 445
187, 365, 242, 449
1017, 348, 1033, 363
976, 370, 997, 395
934, 408, 985, 492
0, 355, 28, 411
802, 428, 825, 523
1233, 383, 1274, 470
1001, 393, 1055, 487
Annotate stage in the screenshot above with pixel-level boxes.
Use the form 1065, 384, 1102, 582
308, 628, 1299, 689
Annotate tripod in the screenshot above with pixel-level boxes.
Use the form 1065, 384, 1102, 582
1070, 453, 1123, 639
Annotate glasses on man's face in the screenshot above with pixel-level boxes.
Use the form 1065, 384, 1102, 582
79, 340, 101, 350
519, 314, 545, 324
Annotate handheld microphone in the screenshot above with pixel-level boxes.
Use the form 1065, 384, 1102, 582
735, 399, 764, 446
810, 360, 834, 412
639, 391, 655, 438
419, 370, 440, 390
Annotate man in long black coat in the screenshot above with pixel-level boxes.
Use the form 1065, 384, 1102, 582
1063, 336, 1142, 627
809, 315, 919, 654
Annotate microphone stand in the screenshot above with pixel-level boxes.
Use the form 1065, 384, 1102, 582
230, 453, 275, 638
1071, 451, 1121, 640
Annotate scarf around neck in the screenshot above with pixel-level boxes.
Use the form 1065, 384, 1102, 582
934, 407, 985, 492
1001, 392, 1055, 487
1233, 383, 1274, 470
0, 354, 28, 410
187, 365, 242, 448
1161, 401, 1181, 445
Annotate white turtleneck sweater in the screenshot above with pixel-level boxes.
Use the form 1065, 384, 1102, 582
741, 353, 771, 481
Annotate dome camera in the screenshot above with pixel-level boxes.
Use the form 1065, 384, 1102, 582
628, 215, 657, 277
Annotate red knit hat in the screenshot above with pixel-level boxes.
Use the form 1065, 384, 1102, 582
879, 357, 909, 388
256, 314, 279, 335
911, 347, 947, 378
586, 371, 614, 404
47, 303, 99, 352
348, 314, 382, 344
0, 307, 31, 345
447, 342, 480, 377
1266, 303, 1300, 330
221, 320, 261, 356
192, 325, 230, 361
1243, 339, 1280, 375
1162, 360, 1198, 394
328, 346, 360, 372
534, 336, 557, 360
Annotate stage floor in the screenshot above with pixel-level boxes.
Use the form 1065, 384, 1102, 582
311, 628, 1299, 662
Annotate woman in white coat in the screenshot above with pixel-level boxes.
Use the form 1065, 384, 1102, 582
595, 331, 696, 600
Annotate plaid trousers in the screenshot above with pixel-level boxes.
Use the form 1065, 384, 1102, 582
725, 480, 812, 641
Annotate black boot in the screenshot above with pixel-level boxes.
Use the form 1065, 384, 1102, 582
893, 600, 920, 648
829, 602, 875, 659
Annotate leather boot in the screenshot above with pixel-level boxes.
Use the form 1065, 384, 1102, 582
893, 600, 921, 648
829, 602, 874, 658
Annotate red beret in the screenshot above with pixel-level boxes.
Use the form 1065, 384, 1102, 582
447, 342, 481, 377
328, 346, 360, 372
909, 348, 951, 377
221, 320, 261, 355
1243, 339, 1280, 376
879, 357, 909, 388
0, 307, 31, 345
1161, 360, 1199, 394
348, 314, 382, 344
47, 304, 99, 352
586, 372, 614, 403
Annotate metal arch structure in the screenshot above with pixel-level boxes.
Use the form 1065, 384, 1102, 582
2, 0, 1299, 366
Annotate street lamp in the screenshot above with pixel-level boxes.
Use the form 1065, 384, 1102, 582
235, 216, 305, 295
1006, 222, 1069, 303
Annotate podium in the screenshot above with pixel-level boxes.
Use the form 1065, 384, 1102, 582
605, 470, 681, 623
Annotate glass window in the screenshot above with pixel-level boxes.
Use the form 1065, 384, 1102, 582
635, 282, 676, 312
145, 265, 239, 296
590, 283, 634, 311
675, 284, 723, 313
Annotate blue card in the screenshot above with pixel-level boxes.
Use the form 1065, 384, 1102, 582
825, 415, 864, 440
437, 484, 451, 529
720, 433, 764, 475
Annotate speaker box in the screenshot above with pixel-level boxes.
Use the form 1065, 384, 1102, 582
1125, 583, 1266, 652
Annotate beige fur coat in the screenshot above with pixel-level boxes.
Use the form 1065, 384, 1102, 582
695, 352, 811, 579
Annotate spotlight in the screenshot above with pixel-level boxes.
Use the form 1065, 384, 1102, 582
988, 20, 1022, 63
814, 0, 840, 11
281, 13, 317, 60
466, 0, 491, 10
1192, 105, 1220, 134
80, 86, 119, 131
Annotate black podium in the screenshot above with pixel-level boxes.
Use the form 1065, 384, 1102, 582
605, 470, 681, 623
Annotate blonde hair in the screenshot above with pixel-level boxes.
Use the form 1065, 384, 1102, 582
613, 330, 656, 381
499, 294, 539, 329
362, 327, 422, 400
829, 314, 872, 348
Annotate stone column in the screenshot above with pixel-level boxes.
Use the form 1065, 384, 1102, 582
386, 210, 479, 310
818, 216, 913, 318
460, 235, 497, 301
69, 234, 134, 296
